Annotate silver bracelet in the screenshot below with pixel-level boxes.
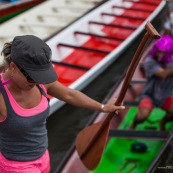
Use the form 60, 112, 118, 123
101, 104, 105, 111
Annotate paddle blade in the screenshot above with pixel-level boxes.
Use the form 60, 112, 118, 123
75, 121, 110, 170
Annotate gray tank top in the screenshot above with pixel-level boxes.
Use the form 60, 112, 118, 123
139, 57, 173, 107
0, 77, 50, 161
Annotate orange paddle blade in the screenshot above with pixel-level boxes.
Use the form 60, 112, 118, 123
75, 121, 110, 170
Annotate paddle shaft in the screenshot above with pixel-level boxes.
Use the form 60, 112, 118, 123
80, 22, 160, 159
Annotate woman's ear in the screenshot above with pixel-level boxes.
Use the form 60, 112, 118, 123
9, 62, 16, 72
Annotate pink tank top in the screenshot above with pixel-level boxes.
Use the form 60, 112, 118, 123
1, 74, 48, 117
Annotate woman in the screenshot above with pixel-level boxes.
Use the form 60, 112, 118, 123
0, 35, 125, 173
130, 35, 173, 130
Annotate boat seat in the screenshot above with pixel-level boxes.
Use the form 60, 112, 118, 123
17, 23, 60, 36
36, 14, 76, 23
112, 5, 153, 13
52, 5, 92, 14
89, 21, 137, 30
54, 4, 94, 10
74, 31, 125, 42
58, 43, 110, 54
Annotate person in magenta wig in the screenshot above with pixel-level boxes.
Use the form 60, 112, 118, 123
130, 35, 173, 130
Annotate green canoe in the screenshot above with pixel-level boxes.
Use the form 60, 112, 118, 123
90, 107, 173, 173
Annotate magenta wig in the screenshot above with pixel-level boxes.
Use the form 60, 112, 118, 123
150, 35, 173, 63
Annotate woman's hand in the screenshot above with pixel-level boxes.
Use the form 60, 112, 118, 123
101, 98, 125, 113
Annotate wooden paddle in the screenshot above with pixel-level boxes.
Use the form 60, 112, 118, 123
75, 21, 160, 170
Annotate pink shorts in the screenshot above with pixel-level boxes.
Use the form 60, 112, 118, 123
0, 149, 50, 173
139, 97, 173, 111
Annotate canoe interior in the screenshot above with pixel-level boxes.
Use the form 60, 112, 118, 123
52, 0, 162, 87
90, 107, 173, 173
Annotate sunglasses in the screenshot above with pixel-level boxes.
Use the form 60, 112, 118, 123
16, 64, 36, 83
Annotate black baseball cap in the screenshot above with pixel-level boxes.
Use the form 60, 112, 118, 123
10, 35, 57, 84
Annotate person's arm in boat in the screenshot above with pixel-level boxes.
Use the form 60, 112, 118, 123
45, 81, 125, 113
154, 67, 173, 79
144, 55, 173, 80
